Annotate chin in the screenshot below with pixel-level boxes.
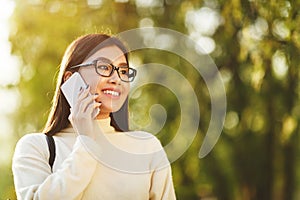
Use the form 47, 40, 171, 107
102, 105, 123, 113
111, 106, 123, 113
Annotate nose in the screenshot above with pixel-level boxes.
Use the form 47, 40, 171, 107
108, 70, 121, 85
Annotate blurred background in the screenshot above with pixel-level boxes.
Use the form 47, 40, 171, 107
1, 0, 300, 199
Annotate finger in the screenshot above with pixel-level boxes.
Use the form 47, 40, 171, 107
86, 102, 101, 115
77, 85, 90, 102
74, 85, 91, 111
78, 94, 100, 113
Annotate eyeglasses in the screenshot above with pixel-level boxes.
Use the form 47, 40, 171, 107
70, 59, 137, 82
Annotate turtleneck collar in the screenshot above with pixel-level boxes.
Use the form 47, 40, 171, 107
96, 117, 116, 133
62, 117, 117, 134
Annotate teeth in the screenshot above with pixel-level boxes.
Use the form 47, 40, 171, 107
103, 90, 120, 96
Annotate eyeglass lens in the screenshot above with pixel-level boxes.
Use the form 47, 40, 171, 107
95, 60, 134, 82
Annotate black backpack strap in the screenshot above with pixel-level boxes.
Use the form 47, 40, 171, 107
45, 135, 56, 172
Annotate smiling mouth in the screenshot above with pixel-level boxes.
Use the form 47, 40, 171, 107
102, 90, 120, 97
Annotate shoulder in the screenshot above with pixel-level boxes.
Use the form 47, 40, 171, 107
14, 133, 48, 157
125, 130, 159, 140
127, 131, 170, 169
126, 130, 156, 138
125, 131, 164, 151
16, 133, 47, 146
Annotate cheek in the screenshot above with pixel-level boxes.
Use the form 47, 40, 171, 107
84, 77, 104, 93
89, 79, 103, 93
122, 85, 130, 97
79, 69, 102, 93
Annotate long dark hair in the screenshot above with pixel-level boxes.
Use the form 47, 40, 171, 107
44, 34, 130, 136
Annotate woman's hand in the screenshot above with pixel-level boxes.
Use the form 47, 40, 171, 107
68, 85, 101, 140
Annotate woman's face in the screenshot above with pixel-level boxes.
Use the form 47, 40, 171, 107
78, 45, 130, 119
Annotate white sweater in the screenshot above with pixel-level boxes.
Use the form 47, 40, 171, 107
12, 118, 176, 200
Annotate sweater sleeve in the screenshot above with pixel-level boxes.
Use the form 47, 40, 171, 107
12, 134, 98, 200
149, 165, 176, 200
149, 138, 177, 200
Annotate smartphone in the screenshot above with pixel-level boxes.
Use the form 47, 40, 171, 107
61, 72, 100, 118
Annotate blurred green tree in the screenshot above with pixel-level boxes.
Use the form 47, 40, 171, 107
4, 0, 300, 199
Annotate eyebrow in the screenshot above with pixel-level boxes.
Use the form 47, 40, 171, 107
95, 57, 128, 67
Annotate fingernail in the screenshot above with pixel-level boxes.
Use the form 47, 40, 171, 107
79, 87, 83, 91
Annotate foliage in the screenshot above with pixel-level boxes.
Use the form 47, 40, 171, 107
3, 0, 300, 199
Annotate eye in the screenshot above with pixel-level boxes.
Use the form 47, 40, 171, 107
119, 68, 129, 75
96, 64, 110, 71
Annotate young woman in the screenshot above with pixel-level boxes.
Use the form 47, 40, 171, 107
12, 33, 176, 199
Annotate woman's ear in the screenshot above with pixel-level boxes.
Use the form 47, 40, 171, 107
63, 71, 73, 82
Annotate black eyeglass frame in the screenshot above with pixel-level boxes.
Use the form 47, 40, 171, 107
70, 59, 137, 82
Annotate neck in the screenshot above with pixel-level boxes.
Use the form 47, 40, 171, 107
95, 116, 116, 133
